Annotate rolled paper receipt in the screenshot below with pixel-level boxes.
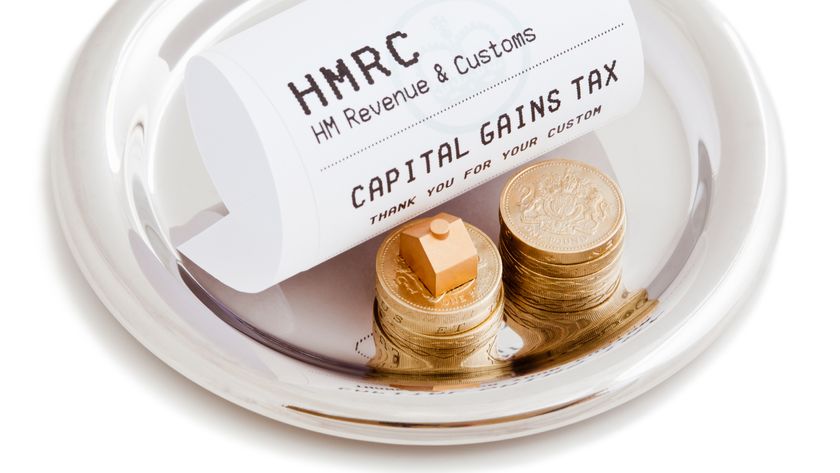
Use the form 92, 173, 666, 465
182, 0, 645, 293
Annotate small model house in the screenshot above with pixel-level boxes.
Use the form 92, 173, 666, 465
399, 213, 479, 298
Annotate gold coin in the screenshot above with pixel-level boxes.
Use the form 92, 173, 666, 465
375, 218, 502, 337
502, 258, 621, 294
502, 240, 621, 287
500, 160, 625, 265
370, 298, 506, 375
500, 223, 625, 278
500, 240, 623, 289
376, 296, 505, 351
376, 286, 504, 338
502, 274, 621, 305
504, 274, 622, 314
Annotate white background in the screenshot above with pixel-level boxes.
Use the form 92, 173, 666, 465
1, 1, 837, 471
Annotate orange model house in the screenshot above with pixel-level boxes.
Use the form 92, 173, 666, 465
399, 213, 479, 298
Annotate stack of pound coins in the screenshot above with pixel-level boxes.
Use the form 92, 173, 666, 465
369, 218, 508, 383
499, 159, 653, 361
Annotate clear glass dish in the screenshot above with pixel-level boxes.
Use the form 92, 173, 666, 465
52, 0, 785, 445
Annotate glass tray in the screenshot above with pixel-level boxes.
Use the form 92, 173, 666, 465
52, 0, 785, 445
